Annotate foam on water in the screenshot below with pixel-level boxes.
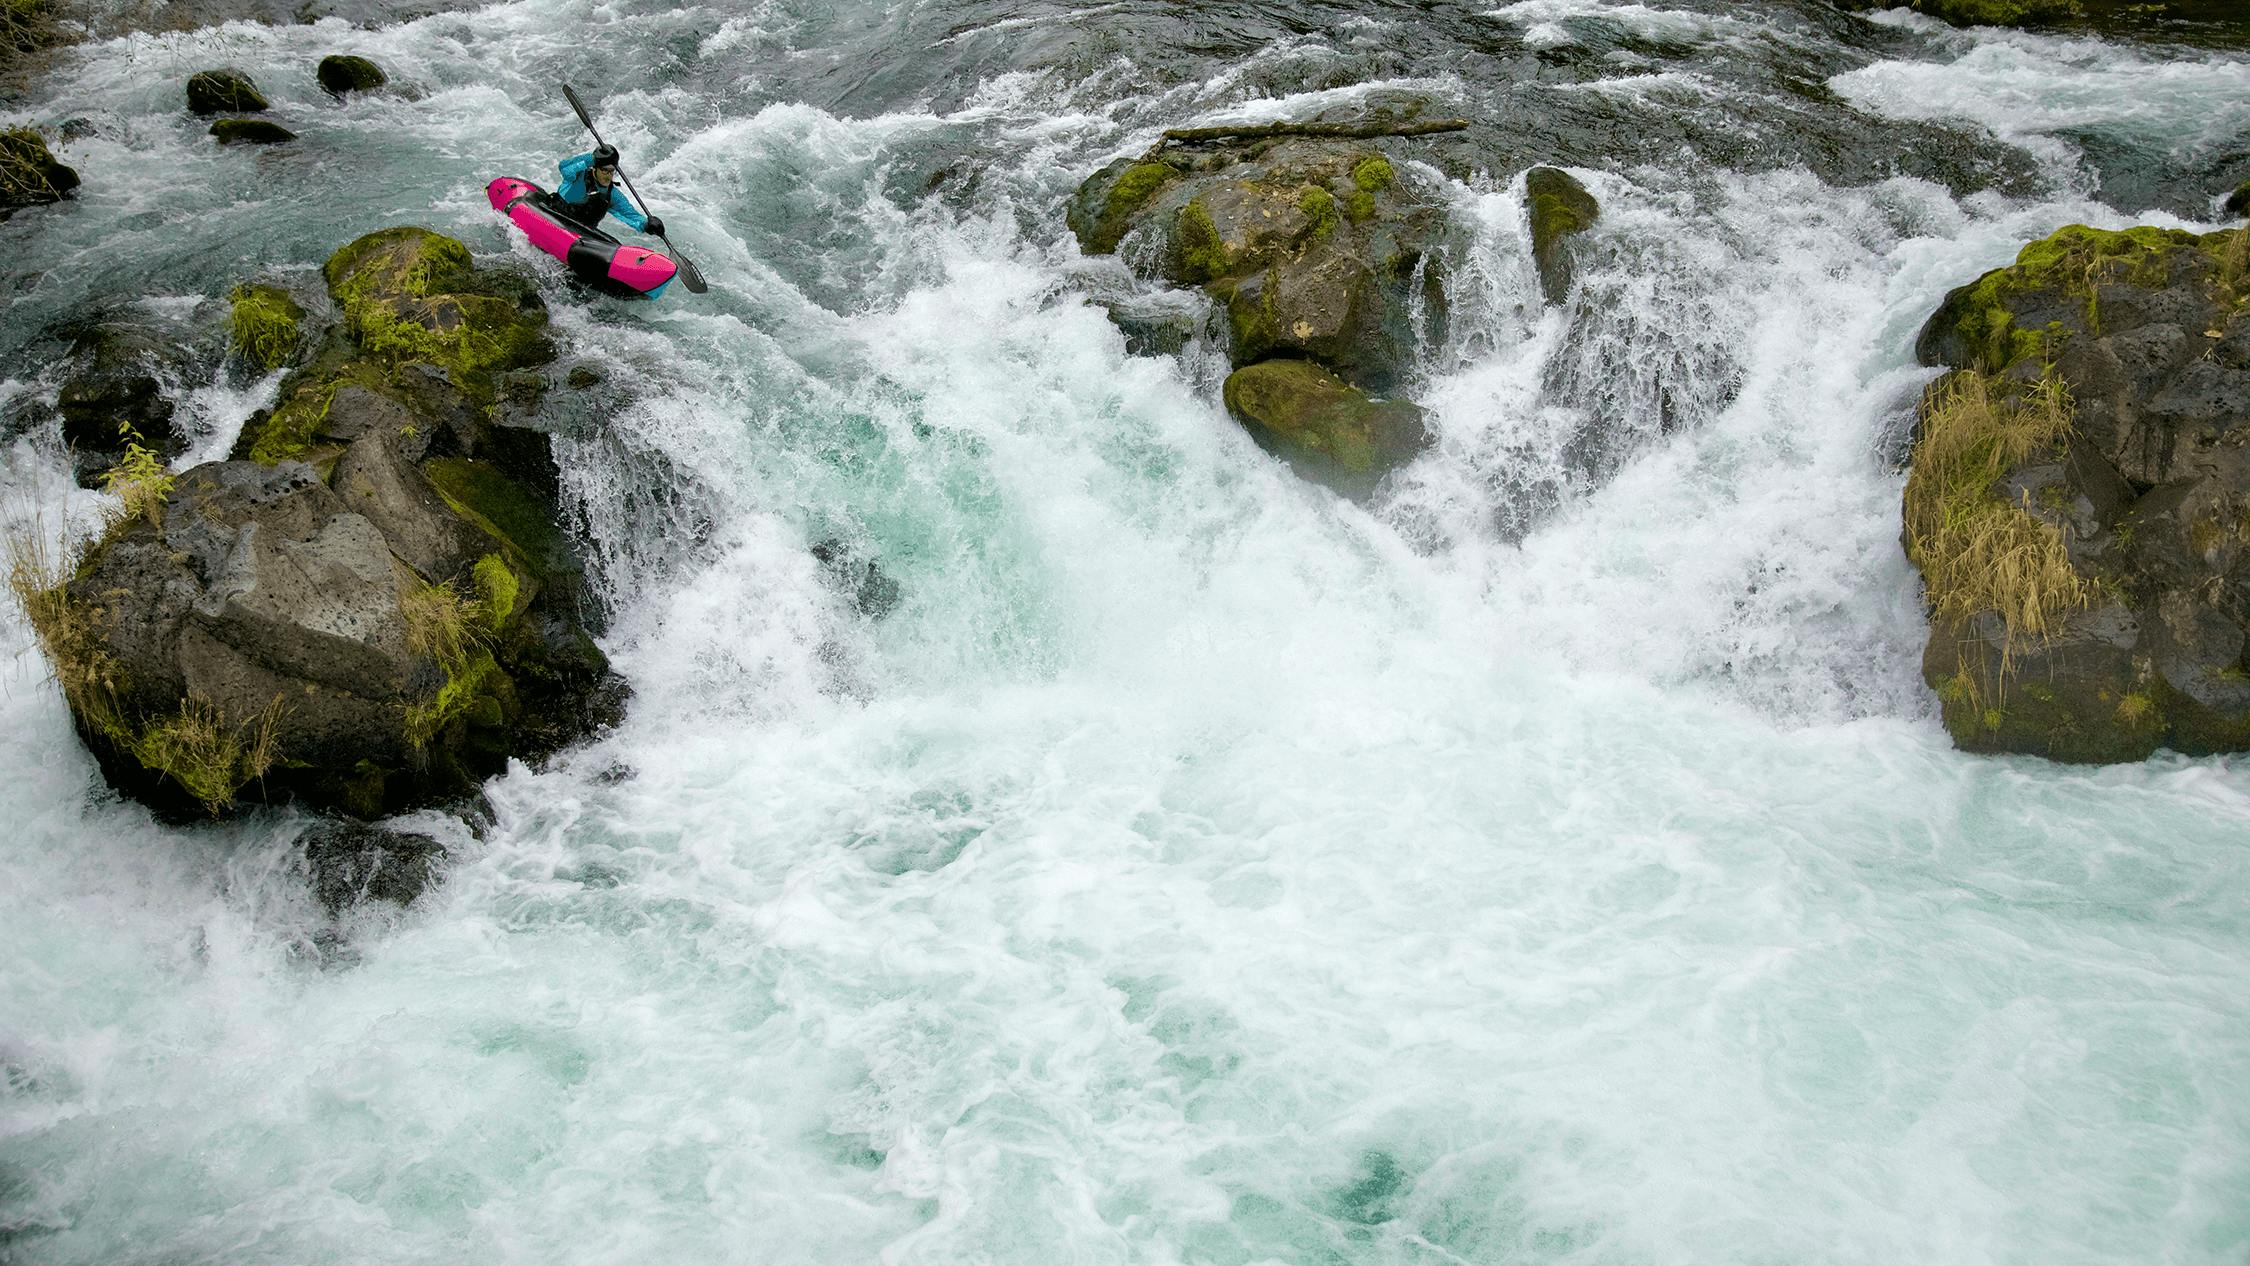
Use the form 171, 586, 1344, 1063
4, 2, 2250, 1263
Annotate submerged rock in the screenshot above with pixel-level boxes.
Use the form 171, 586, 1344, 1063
186, 68, 267, 115
1904, 222, 2250, 761
20, 227, 618, 819
316, 54, 386, 96
1221, 359, 1429, 501
0, 127, 78, 215
1524, 167, 1600, 307
210, 118, 295, 145
302, 816, 442, 913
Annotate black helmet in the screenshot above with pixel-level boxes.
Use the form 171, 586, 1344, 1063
592, 143, 620, 170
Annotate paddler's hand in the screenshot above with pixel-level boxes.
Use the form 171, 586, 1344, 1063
643, 215, 664, 237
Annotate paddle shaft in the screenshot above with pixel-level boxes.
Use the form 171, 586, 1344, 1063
562, 84, 708, 293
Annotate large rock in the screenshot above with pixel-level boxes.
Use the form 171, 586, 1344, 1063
1524, 167, 1600, 307
22, 228, 615, 819
0, 127, 78, 214
1221, 359, 1430, 501
1070, 135, 1451, 394
210, 118, 295, 145
186, 68, 266, 115
316, 54, 386, 96
1905, 223, 2250, 761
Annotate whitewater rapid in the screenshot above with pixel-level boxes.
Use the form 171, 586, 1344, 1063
4, 2, 2249, 1262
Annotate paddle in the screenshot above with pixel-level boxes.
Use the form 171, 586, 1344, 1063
563, 83, 709, 295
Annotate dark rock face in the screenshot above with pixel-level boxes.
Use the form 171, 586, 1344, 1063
0, 128, 78, 214
55, 314, 189, 484
2226, 180, 2250, 218
186, 68, 267, 115
1525, 167, 1600, 307
302, 817, 442, 913
1905, 223, 2250, 761
210, 118, 295, 145
1069, 130, 1450, 495
316, 54, 385, 95
28, 227, 620, 819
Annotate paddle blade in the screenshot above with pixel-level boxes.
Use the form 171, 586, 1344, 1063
562, 83, 597, 135
669, 244, 710, 294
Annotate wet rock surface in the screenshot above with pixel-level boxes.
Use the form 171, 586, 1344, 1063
185, 67, 266, 115
35, 227, 621, 820
316, 53, 385, 95
1906, 223, 2250, 761
0, 127, 77, 215
1070, 124, 1451, 496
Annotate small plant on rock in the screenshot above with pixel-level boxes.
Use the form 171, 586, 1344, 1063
98, 425, 175, 528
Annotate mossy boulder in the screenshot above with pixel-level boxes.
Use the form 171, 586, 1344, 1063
1070, 136, 1451, 394
1836, 0, 2081, 26
1221, 358, 1430, 501
186, 68, 267, 116
316, 54, 386, 96
210, 118, 295, 145
1905, 221, 2250, 762
2226, 178, 2250, 219
228, 283, 305, 371
16, 231, 615, 820
0, 126, 79, 213
1525, 167, 1600, 306
237, 227, 552, 466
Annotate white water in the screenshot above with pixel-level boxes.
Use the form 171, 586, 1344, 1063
4, 3, 2249, 1263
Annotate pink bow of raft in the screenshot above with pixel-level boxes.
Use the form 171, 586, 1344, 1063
487, 176, 679, 299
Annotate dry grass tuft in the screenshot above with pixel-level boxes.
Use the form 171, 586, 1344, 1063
128, 694, 283, 814
1904, 370, 2093, 674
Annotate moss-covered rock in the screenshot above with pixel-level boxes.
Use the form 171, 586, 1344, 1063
1071, 137, 1450, 394
2226, 178, 2250, 219
1221, 358, 1430, 501
317, 54, 386, 96
210, 117, 296, 145
10, 230, 617, 822
228, 284, 305, 371
1839, 0, 2081, 26
1906, 221, 2250, 762
1525, 167, 1599, 306
238, 227, 551, 465
186, 68, 267, 116
0, 126, 78, 212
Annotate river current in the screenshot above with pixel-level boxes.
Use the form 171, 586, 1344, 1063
2, 2, 2248, 1262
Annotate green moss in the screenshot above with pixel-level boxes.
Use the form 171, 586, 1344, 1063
1933, 224, 2216, 373
1177, 199, 1227, 283
1299, 187, 1339, 243
126, 696, 281, 814
422, 458, 558, 570
1109, 161, 1174, 217
471, 552, 520, 631
228, 284, 303, 372
1353, 156, 1395, 194
323, 227, 550, 392
405, 647, 499, 748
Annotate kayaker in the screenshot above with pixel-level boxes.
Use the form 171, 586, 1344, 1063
555, 144, 664, 238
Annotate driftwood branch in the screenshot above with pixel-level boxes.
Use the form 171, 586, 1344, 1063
1155, 119, 1471, 146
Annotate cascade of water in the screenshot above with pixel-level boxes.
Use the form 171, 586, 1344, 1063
2, 3, 2247, 1262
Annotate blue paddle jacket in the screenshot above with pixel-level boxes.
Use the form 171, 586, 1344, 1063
556, 151, 649, 232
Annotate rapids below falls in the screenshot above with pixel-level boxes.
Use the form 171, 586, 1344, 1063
3, 1, 2250, 1262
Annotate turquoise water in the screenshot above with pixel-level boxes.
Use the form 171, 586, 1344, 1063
3, 2, 2249, 1262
